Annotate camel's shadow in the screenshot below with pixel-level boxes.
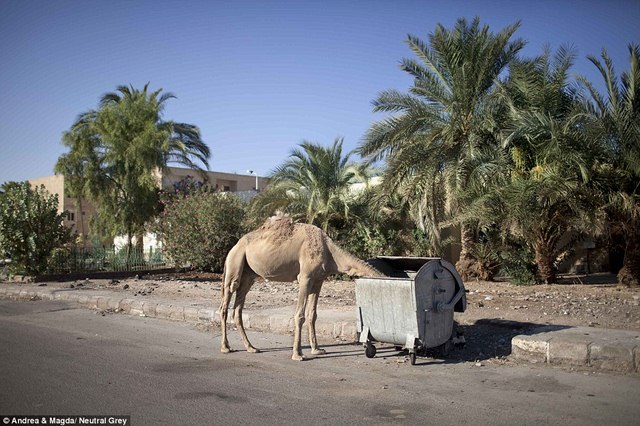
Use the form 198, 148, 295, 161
247, 318, 571, 365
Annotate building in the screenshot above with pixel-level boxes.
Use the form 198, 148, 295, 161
28, 167, 268, 247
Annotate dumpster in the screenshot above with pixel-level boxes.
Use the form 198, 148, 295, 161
355, 256, 466, 365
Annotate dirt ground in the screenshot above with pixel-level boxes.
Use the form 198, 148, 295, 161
18, 271, 640, 365
58, 271, 640, 330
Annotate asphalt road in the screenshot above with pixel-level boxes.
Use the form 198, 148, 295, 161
0, 299, 639, 425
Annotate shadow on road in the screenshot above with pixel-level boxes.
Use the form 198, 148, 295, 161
255, 319, 575, 365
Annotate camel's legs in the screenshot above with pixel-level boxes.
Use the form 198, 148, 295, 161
292, 275, 313, 361
220, 276, 235, 353
306, 280, 326, 355
233, 270, 259, 353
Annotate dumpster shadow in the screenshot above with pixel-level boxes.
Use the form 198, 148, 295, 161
251, 320, 573, 364
442, 319, 572, 363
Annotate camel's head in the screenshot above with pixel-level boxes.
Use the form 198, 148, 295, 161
345, 263, 385, 278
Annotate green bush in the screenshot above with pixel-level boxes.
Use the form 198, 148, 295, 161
0, 181, 71, 275
499, 242, 537, 286
337, 225, 397, 260
156, 190, 246, 272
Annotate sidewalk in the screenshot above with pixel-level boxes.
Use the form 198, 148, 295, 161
1, 283, 639, 373
0, 283, 357, 339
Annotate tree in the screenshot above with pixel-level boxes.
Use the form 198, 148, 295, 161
490, 46, 603, 284
0, 181, 71, 274
580, 45, 640, 285
156, 190, 246, 272
255, 138, 365, 233
55, 84, 210, 252
358, 17, 524, 275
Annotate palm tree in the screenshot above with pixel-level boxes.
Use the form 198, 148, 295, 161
488, 46, 603, 284
580, 45, 640, 285
358, 17, 524, 276
252, 138, 365, 233
55, 84, 210, 251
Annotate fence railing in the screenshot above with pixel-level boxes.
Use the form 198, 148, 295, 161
47, 246, 170, 274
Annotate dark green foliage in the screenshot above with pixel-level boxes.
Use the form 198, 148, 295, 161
336, 222, 401, 261
156, 190, 246, 272
471, 241, 502, 281
0, 182, 71, 274
499, 243, 537, 286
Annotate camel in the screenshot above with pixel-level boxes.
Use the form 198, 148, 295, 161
219, 213, 384, 360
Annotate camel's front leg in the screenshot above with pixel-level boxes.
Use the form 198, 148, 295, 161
292, 276, 312, 361
306, 281, 326, 356
219, 280, 234, 353
233, 271, 259, 353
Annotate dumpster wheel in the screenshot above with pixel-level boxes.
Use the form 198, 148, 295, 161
410, 351, 417, 365
364, 342, 376, 358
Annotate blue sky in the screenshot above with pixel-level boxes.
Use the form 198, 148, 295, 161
1, 0, 638, 184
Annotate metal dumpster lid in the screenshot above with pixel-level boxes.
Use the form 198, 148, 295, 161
372, 256, 441, 272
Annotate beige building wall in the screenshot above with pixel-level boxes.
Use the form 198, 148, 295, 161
26, 167, 268, 247
28, 175, 96, 245
160, 166, 268, 192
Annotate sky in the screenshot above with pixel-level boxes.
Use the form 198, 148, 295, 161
1, 0, 638, 184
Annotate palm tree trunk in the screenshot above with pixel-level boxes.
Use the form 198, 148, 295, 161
135, 230, 144, 252
618, 228, 640, 286
455, 223, 477, 280
126, 230, 133, 268
76, 197, 86, 248
459, 223, 475, 260
534, 240, 556, 284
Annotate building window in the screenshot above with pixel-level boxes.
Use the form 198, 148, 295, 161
67, 212, 75, 221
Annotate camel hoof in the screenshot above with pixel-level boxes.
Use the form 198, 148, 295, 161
221, 347, 232, 354
247, 346, 261, 353
291, 354, 306, 361
311, 348, 326, 355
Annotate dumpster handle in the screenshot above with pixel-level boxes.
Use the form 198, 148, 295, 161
435, 287, 465, 312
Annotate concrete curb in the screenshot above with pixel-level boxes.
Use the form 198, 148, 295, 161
0, 284, 357, 341
512, 326, 640, 373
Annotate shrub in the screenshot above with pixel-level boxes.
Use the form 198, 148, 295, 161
499, 242, 537, 286
156, 190, 246, 272
0, 181, 71, 275
470, 241, 502, 281
337, 225, 399, 260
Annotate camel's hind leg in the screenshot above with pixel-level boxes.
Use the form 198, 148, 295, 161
306, 279, 326, 356
233, 269, 259, 353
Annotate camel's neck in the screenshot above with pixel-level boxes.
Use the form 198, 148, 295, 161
326, 238, 384, 278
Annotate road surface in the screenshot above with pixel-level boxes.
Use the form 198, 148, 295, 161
0, 300, 638, 425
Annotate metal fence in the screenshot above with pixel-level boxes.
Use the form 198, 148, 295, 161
47, 246, 170, 274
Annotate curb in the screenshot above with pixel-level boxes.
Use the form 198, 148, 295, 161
512, 326, 640, 373
0, 285, 357, 341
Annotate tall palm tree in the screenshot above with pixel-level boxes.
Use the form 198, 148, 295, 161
580, 45, 640, 285
55, 84, 210, 250
252, 138, 364, 233
486, 46, 603, 284
358, 17, 524, 276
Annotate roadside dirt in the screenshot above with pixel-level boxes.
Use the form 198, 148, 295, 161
51, 271, 640, 331
9, 271, 639, 365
